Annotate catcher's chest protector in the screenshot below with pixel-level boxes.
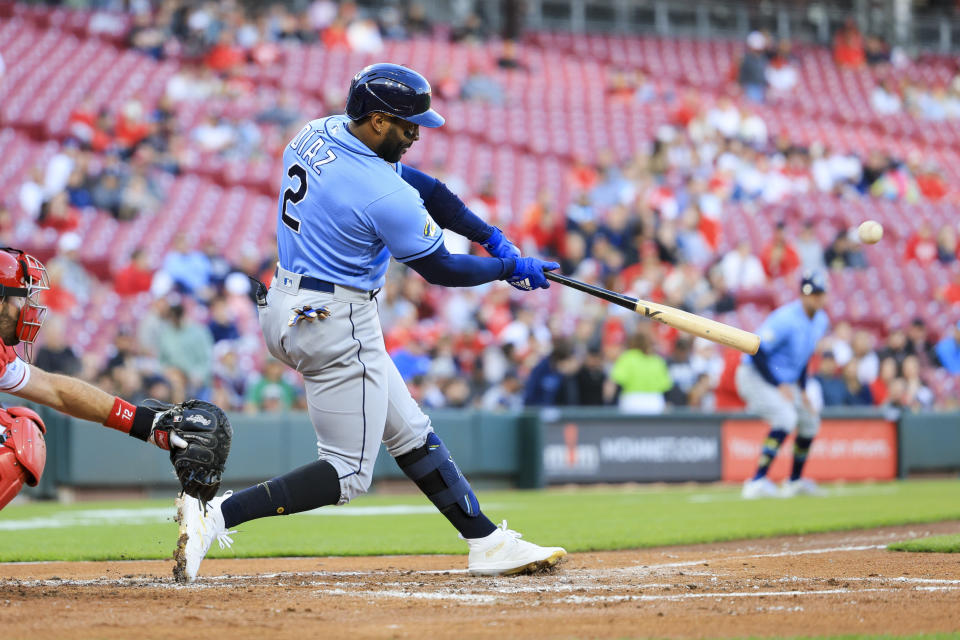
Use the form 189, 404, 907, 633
0, 406, 46, 510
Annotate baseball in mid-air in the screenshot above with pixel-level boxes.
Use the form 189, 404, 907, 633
857, 220, 884, 244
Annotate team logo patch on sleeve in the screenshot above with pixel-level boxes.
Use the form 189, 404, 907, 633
423, 218, 439, 238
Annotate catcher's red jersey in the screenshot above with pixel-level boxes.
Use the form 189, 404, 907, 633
0, 338, 31, 393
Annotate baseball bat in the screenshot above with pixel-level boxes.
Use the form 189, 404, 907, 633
544, 271, 761, 355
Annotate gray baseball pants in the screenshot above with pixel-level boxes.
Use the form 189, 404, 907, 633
258, 266, 433, 504
735, 363, 820, 437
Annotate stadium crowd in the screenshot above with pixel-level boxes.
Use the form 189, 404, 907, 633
6, 0, 960, 413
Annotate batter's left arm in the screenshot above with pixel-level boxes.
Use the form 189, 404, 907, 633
400, 165, 519, 258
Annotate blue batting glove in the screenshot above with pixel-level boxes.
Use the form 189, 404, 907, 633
481, 227, 521, 260
507, 257, 560, 291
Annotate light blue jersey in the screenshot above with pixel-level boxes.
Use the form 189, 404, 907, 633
743, 300, 829, 384
276, 115, 444, 290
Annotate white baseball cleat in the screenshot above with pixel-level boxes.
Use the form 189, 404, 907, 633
781, 478, 826, 497
173, 491, 236, 583
465, 520, 566, 576
741, 477, 780, 499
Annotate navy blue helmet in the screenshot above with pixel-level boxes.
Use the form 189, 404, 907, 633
345, 63, 444, 128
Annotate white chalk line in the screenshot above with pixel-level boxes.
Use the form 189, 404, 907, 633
0, 504, 471, 531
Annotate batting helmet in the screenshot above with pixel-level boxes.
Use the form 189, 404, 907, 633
800, 270, 827, 296
0, 248, 49, 362
346, 63, 445, 128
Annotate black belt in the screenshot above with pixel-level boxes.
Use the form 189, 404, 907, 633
275, 269, 379, 299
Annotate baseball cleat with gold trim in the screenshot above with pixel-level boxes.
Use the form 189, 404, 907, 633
465, 520, 566, 576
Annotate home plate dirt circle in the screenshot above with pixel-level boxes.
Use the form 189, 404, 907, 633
2, 523, 959, 640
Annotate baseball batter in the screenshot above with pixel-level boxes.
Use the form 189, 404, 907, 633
176, 64, 566, 580
0, 247, 202, 509
738, 271, 830, 499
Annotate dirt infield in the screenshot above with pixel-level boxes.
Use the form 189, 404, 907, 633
2, 522, 959, 640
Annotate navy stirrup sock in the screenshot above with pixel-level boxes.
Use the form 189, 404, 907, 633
220, 459, 341, 529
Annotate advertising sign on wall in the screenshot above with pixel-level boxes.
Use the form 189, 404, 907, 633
721, 418, 898, 482
543, 419, 722, 484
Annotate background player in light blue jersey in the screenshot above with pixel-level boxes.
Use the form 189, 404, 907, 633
175, 64, 567, 581
737, 271, 830, 499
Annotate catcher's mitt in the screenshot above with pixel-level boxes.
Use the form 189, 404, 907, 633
147, 399, 232, 505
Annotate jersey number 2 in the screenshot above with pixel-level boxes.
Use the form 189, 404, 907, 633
281, 164, 308, 233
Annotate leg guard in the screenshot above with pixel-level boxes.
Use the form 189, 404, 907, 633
0, 407, 47, 510
397, 432, 480, 518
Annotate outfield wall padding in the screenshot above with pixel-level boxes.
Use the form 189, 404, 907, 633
7, 401, 959, 496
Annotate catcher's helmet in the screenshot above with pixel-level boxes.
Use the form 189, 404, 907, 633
346, 63, 444, 128
0, 248, 49, 362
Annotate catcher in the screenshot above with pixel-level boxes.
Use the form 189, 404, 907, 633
0, 246, 231, 510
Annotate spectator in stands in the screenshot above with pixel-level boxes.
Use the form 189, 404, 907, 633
916, 164, 949, 201
937, 268, 960, 306
157, 301, 215, 398
870, 356, 898, 406
524, 337, 580, 407
575, 346, 608, 406
91, 171, 124, 218
864, 34, 892, 66
707, 96, 742, 139
192, 114, 236, 154
870, 79, 902, 115
665, 336, 697, 406
877, 326, 911, 367
48, 232, 93, 304
245, 358, 299, 413
118, 172, 159, 220
827, 321, 854, 367
207, 295, 240, 343
450, 13, 487, 43
38, 192, 81, 233
795, 221, 825, 272
935, 321, 960, 374
19, 167, 45, 220
851, 330, 879, 385
114, 248, 154, 297
34, 316, 82, 376
460, 65, 505, 105
497, 40, 526, 71
760, 222, 800, 279
900, 355, 934, 409
738, 31, 768, 102
824, 229, 867, 270
609, 330, 672, 413
904, 222, 939, 265
906, 317, 938, 367
839, 361, 874, 406
833, 19, 865, 68
64, 166, 94, 211
936, 224, 958, 264
815, 352, 847, 407
858, 150, 890, 194
719, 241, 767, 291
211, 344, 248, 412
480, 369, 524, 411
391, 339, 433, 382
161, 234, 213, 296
764, 40, 798, 95
104, 328, 140, 374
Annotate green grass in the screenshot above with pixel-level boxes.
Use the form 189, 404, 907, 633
888, 533, 960, 553
0, 479, 958, 562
